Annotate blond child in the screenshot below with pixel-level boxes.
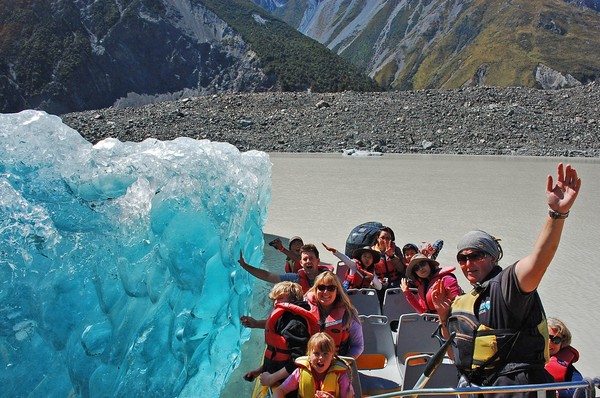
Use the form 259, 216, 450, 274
273, 332, 354, 398
241, 282, 317, 398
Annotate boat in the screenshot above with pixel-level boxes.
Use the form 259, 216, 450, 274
334, 222, 600, 397
334, 294, 600, 397
243, 223, 600, 398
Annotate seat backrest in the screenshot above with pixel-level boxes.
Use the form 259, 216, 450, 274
357, 315, 396, 369
338, 355, 363, 398
347, 288, 381, 315
401, 354, 459, 396
396, 313, 441, 366
334, 260, 348, 281
382, 287, 418, 330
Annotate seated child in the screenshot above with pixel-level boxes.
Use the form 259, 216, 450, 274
273, 332, 354, 398
241, 282, 319, 397
322, 243, 382, 290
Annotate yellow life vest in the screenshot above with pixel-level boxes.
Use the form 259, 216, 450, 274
449, 284, 549, 373
295, 356, 349, 398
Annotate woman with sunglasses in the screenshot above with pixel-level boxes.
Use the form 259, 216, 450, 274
545, 317, 583, 397
431, 163, 582, 397
400, 253, 462, 314
305, 271, 364, 359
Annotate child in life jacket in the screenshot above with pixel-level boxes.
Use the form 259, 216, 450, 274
273, 332, 354, 398
545, 317, 583, 398
241, 281, 318, 398
321, 243, 382, 290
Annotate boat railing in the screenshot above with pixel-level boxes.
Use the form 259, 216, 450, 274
367, 377, 600, 398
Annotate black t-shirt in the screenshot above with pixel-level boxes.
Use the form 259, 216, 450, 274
475, 263, 547, 370
477, 264, 540, 328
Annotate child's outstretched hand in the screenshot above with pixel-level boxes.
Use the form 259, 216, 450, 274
240, 315, 258, 328
322, 242, 336, 253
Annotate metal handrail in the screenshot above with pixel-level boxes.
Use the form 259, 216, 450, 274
368, 377, 600, 397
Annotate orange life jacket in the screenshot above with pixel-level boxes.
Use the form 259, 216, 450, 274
344, 260, 375, 289
264, 302, 320, 364
306, 292, 351, 355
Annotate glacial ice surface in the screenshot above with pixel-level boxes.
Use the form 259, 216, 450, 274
0, 111, 271, 397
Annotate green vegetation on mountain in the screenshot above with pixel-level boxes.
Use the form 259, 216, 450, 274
379, 0, 600, 89
201, 0, 380, 92
259, 0, 600, 90
0, 0, 90, 95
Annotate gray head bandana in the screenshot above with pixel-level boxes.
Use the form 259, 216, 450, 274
456, 230, 502, 261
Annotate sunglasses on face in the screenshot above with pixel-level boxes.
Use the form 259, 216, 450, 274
317, 284, 336, 292
456, 251, 488, 265
549, 334, 563, 344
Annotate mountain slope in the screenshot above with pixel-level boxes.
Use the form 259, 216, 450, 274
256, 0, 600, 90
0, 0, 377, 114
201, 0, 378, 92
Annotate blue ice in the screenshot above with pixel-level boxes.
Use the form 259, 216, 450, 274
0, 111, 271, 397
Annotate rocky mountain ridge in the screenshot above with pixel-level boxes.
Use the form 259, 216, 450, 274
259, 0, 600, 90
0, 0, 375, 114
61, 84, 600, 158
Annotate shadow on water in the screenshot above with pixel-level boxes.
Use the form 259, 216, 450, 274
221, 233, 292, 397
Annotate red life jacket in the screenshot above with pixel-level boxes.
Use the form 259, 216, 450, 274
545, 346, 580, 382
297, 264, 333, 293
345, 260, 374, 289
306, 292, 351, 355
264, 302, 320, 364
371, 245, 404, 282
373, 257, 400, 282
285, 258, 302, 273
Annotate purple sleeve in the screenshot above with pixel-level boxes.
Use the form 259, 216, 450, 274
278, 368, 300, 394
339, 371, 354, 398
346, 317, 364, 358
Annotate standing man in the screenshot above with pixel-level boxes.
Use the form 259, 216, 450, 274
239, 243, 333, 294
432, 163, 581, 397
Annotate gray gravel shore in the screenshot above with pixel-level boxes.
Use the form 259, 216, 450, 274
61, 84, 600, 157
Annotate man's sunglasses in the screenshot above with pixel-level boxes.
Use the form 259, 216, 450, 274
549, 334, 563, 344
457, 251, 488, 265
317, 284, 336, 292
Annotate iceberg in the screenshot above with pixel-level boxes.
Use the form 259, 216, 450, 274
0, 111, 271, 397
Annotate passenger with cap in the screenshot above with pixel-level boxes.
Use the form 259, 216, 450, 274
322, 243, 382, 290
402, 243, 420, 263
431, 163, 582, 397
403, 240, 444, 262
269, 236, 304, 273
400, 253, 462, 314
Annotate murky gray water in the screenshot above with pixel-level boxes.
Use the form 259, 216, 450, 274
224, 153, 600, 396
